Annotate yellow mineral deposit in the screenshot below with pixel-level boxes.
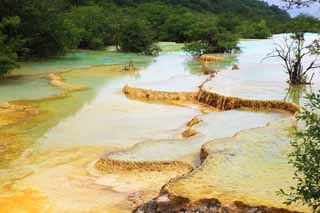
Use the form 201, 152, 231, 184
48, 73, 87, 91
0, 188, 49, 213
0, 101, 39, 130
122, 85, 300, 114
197, 88, 300, 113
181, 117, 202, 138
0, 41, 316, 213
96, 158, 192, 173
186, 117, 203, 128
122, 85, 198, 105
181, 128, 199, 138
199, 54, 224, 62
162, 118, 311, 213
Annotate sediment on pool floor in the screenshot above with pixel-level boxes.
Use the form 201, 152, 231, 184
133, 136, 307, 213
95, 158, 193, 173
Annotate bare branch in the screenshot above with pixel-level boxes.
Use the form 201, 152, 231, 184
266, 32, 320, 84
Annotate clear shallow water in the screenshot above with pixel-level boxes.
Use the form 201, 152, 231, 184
205, 33, 320, 105
14, 50, 153, 75
0, 39, 313, 212
0, 49, 152, 103
0, 75, 63, 102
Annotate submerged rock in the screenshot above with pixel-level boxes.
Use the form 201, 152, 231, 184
186, 117, 203, 128
48, 73, 87, 91
232, 64, 239, 70
181, 128, 199, 138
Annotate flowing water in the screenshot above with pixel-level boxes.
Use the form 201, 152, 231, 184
0, 36, 319, 212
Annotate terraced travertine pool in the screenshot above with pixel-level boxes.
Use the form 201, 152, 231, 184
0, 36, 318, 213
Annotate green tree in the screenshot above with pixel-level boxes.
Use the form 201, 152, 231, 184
283, 0, 320, 7
21, 0, 78, 57
184, 16, 239, 55
239, 20, 272, 39
159, 10, 198, 42
0, 32, 18, 76
0, 16, 22, 76
117, 19, 159, 55
266, 33, 320, 85
289, 15, 320, 33
183, 41, 209, 57
66, 5, 113, 49
280, 91, 320, 212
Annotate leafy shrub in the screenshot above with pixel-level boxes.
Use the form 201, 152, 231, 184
117, 19, 159, 55
280, 91, 320, 212
183, 41, 209, 56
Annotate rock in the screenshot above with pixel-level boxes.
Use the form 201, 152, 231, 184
12, 105, 28, 111
24, 108, 40, 115
200, 55, 224, 62
157, 194, 171, 203
186, 117, 203, 128
232, 64, 239, 70
0, 102, 10, 109
48, 73, 62, 81
134, 200, 158, 213
182, 128, 199, 138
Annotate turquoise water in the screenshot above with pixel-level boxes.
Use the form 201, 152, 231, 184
0, 75, 63, 102
188, 53, 239, 74
14, 50, 153, 75
0, 50, 152, 103
0, 39, 311, 213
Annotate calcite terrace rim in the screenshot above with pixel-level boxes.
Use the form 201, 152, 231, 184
95, 83, 302, 212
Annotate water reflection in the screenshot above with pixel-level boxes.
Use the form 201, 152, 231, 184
188, 54, 239, 75
284, 85, 312, 105
204, 34, 320, 106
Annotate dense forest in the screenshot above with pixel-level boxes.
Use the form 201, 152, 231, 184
1, 0, 320, 75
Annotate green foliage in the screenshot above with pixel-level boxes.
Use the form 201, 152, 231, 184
0, 0, 80, 58
282, 0, 320, 7
117, 19, 160, 55
159, 10, 198, 42
65, 5, 116, 49
280, 91, 320, 212
0, 16, 21, 76
184, 16, 240, 55
289, 15, 320, 33
21, 0, 74, 57
0, 54, 18, 76
183, 41, 209, 56
239, 20, 272, 39
0, 0, 318, 75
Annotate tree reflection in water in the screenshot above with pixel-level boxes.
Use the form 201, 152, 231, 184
284, 85, 313, 105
